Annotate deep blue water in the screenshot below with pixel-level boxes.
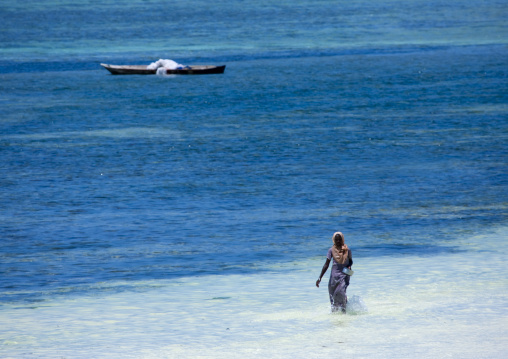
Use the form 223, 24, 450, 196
1, 0, 507, 304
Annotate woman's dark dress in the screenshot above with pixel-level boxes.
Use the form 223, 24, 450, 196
326, 247, 351, 310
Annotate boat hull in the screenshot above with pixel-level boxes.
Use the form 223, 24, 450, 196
101, 63, 225, 75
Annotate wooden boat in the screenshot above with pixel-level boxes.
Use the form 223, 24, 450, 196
100, 63, 226, 75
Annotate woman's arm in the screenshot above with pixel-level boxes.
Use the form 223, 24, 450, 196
316, 258, 331, 288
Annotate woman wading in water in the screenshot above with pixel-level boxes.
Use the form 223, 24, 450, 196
316, 232, 353, 313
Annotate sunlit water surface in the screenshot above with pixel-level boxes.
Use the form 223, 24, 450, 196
1, 0, 507, 358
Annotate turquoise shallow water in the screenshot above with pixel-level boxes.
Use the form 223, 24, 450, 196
1, 0, 507, 357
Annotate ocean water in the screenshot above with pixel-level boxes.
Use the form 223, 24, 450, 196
1, 0, 507, 358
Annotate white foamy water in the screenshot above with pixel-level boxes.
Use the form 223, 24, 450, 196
2, 228, 507, 358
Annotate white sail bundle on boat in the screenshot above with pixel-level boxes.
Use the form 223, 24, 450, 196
147, 59, 184, 70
